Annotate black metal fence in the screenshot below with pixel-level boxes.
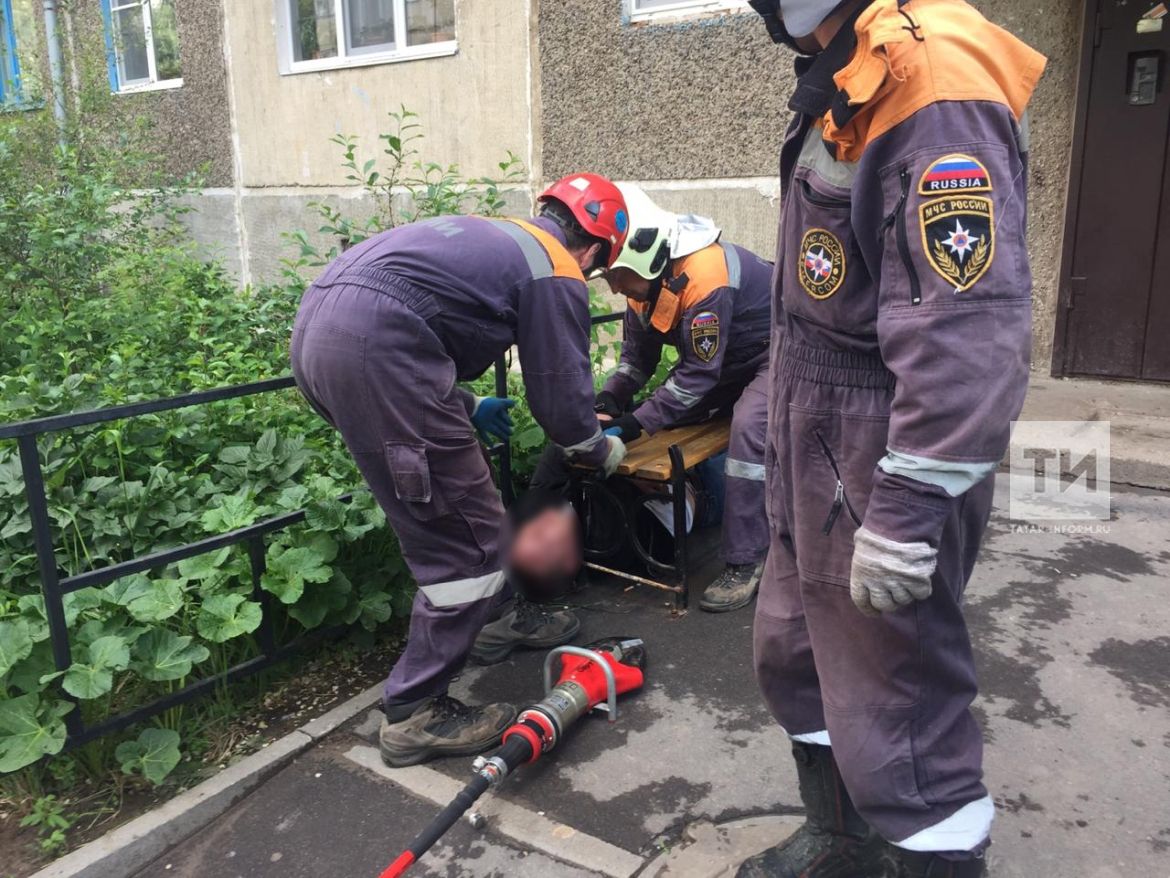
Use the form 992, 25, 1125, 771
0, 312, 623, 751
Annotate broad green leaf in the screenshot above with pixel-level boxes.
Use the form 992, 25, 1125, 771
62, 588, 104, 625
62, 635, 131, 699
0, 619, 34, 677
196, 594, 262, 643
287, 570, 350, 630
116, 728, 181, 785
0, 693, 70, 772
261, 545, 331, 605
104, 574, 154, 607
7, 640, 56, 695
131, 630, 209, 682
126, 579, 184, 623
175, 547, 234, 583
358, 590, 393, 631
16, 595, 50, 643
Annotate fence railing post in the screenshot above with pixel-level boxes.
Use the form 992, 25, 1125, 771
17, 433, 83, 739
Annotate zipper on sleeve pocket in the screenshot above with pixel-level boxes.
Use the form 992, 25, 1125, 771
880, 167, 923, 306
814, 428, 862, 535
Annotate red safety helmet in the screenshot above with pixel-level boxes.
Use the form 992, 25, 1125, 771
538, 173, 630, 268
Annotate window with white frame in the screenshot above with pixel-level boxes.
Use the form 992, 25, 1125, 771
280, 0, 457, 74
628, 0, 747, 23
101, 0, 182, 93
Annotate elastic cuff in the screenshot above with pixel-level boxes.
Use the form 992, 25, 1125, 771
863, 469, 956, 548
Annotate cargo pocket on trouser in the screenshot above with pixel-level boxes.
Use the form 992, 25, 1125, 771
385, 439, 500, 584
787, 405, 890, 586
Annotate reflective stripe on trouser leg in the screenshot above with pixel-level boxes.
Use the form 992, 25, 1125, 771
894, 795, 994, 852
789, 729, 832, 746
421, 571, 507, 608
722, 367, 769, 564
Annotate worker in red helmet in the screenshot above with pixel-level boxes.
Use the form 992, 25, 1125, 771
291, 174, 630, 767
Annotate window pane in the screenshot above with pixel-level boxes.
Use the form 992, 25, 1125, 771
12, 0, 42, 98
405, 0, 454, 46
115, 5, 150, 84
291, 0, 338, 62
148, 0, 181, 80
346, 0, 395, 53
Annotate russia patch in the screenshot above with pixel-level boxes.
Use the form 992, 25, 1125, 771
691, 311, 720, 363
919, 154, 993, 195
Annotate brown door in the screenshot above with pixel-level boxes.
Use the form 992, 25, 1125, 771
1062, 0, 1170, 381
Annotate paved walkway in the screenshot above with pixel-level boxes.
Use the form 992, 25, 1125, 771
132, 478, 1170, 878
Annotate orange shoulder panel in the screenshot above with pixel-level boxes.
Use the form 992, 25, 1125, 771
507, 219, 586, 282
822, 0, 1048, 162
647, 244, 730, 333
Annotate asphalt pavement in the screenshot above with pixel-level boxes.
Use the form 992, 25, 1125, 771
131, 477, 1170, 878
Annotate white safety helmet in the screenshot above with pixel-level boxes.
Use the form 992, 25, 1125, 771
778, 0, 850, 39
610, 184, 721, 281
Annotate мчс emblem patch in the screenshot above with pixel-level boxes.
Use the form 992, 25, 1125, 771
919, 196, 995, 293
691, 311, 720, 363
799, 229, 847, 300
919, 154, 993, 195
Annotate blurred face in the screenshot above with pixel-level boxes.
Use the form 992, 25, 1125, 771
606, 267, 654, 302
507, 506, 582, 591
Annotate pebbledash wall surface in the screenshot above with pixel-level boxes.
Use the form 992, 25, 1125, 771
539, 0, 1082, 370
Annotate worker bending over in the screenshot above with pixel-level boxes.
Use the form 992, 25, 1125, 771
740, 1, 1045, 876
291, 175, 629, 767
599, 184, 773, 613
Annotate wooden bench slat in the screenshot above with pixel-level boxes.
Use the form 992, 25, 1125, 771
615, 419, 732, 481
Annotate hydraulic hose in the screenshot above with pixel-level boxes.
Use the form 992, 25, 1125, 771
378, 737, 533, 878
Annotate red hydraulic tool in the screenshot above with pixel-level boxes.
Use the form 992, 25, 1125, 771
378, 637, 647, 877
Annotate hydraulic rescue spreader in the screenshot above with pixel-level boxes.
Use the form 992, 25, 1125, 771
378, 637, 647, 877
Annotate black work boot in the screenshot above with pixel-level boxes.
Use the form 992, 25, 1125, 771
378, 695, 515, 768
699, 562, 763, 613
736, 742, 885, 877
469, 596, 580, 665
880, 846, 987, 878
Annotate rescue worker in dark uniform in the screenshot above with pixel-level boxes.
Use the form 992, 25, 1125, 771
291, 175, 630, 767
597, 184, 774, 612
739, 1, 1046, 876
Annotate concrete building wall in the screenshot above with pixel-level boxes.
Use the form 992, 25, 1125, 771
538, 0, 1083, 372
221, 0, 537, 283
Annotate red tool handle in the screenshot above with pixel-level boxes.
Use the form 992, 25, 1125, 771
379, 851, 415, 878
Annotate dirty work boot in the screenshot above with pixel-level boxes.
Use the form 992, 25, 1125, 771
469, 596, 581, 665
736, 742, 885, 877
879, 846, 987, 878
379, 694, 515, 768
699, 562, 763, 613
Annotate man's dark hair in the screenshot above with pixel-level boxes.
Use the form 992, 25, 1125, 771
539, 199, 612, 271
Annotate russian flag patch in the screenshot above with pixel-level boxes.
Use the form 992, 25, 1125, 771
919, 154, 993, 195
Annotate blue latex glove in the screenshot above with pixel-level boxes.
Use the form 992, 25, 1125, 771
472, 396, 516, 443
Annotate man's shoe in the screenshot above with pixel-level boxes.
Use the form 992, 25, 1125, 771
880, 846, 987, 878
379, 695, 515, 768
469, 596, 580, 665
736, 742, 885, 877
700, 562, 763, 613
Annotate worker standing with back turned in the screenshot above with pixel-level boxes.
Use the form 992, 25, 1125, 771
291, 175, 630, 768
740, 1, 1045, 876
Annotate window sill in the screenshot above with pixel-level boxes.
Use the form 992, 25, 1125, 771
280, 41, 458, 75
627, 1, 748, 25
0, 99, 45, 114
114, 78, 185, 96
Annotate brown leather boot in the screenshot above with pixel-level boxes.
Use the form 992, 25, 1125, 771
737, 742, 886, 877
469, 596, 580, 665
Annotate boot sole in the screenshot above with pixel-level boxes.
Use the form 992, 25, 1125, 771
379, 714, 515, 768
699, 587, 759, 614
468, 615, 582, 666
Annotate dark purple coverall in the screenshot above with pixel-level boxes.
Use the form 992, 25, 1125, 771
291, 216, 609, 708
755, 1, 1044, 852
603, 243, 772, 565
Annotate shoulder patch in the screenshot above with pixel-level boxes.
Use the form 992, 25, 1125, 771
691, 312, 720, 363
919, 154, 993, 196
919, 196, 995, 292
799, 229, 847, 300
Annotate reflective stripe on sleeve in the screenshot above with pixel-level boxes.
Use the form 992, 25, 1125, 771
617, 362, 648, 384
664, 377, 701, 408
878, 450, 998, 497
725, 458, 766, 481
560, 427, 605, 455
420, 570, 507, 608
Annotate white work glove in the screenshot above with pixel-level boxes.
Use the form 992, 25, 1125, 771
849, 526, 937, 617
600, 435, 627, 478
